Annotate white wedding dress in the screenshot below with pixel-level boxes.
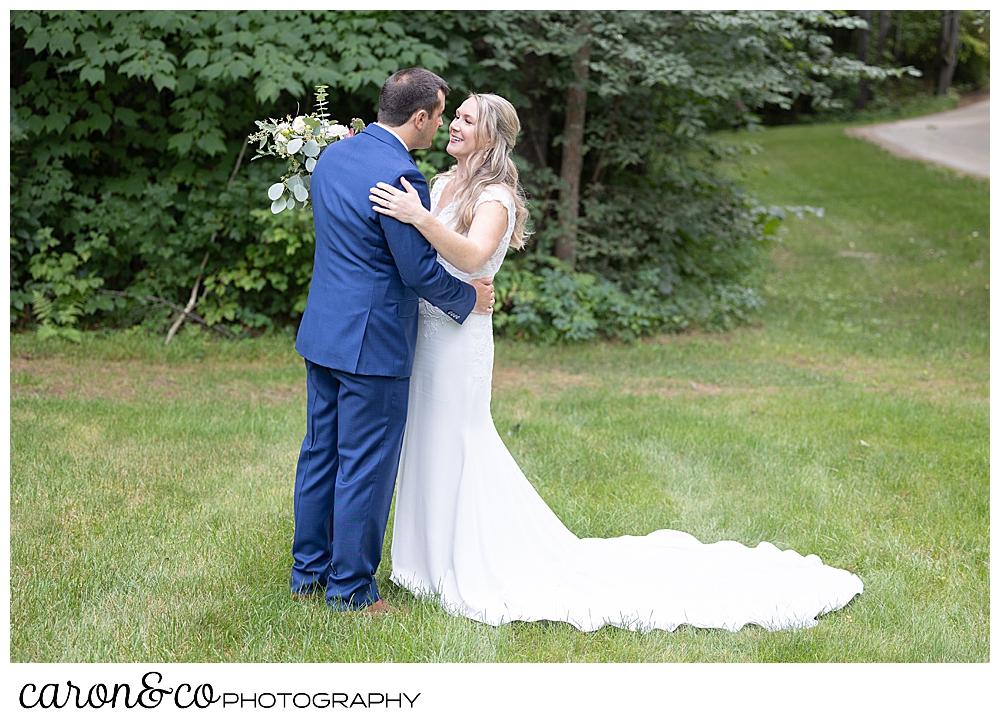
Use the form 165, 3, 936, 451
390, 178, 863, 632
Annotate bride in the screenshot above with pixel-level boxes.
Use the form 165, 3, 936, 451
369, 93, 862, 632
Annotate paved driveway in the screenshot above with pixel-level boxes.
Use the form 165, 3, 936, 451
846, 99, 989, 178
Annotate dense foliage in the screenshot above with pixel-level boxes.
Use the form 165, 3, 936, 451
865, 10, 989, 93
762, 10, 989, 123
10, 11, 456, 339
11, 10, 895, 342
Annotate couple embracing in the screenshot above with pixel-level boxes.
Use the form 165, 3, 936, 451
291, 68, 863, 632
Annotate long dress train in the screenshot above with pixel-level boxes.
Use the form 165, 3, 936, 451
390, 178, 863, 632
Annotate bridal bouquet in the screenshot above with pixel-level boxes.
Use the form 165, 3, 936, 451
249, 85, 366, 213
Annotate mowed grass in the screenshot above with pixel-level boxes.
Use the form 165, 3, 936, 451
9, 122, 988, 662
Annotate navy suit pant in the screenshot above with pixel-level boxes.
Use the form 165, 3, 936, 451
291, 360, 409, 609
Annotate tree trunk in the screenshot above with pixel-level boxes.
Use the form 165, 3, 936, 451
591, 95, 622, 186
519, 53, 554, 171
526, 98, 552, 172
937, 10, 961, 95
893, 11, 905, 63
854, 11, 873, 111
876, 11, 892, 61
554, 20, 591, 268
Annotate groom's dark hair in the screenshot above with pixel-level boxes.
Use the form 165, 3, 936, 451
377, 68, 449, 127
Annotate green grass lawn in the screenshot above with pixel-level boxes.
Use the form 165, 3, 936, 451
9, 122, 988, 662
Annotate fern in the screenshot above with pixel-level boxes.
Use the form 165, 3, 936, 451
31, 290, 84, 343
57, 300, 83, 327
30, 290, 53, 320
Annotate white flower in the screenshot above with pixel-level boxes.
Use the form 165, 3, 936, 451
253, 86, 369, 213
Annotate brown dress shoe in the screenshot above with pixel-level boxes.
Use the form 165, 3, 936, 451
364, 599, 397, 614
291, 583, 324, 601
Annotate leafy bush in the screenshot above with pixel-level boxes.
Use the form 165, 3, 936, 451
498, 145, 778, 342
9, 10, 453, 336
10, 10, 873, 343
494, 256, 769, 344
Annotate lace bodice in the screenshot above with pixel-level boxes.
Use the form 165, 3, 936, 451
419, 176, 515, 343
428, 176, 515, 281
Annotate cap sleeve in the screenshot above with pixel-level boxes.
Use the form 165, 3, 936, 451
474, 185, 516, 237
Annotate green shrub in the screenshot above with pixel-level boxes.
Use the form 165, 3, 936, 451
10, 10, 870, 342
9, 10, 453, 337
494, 256, 767, 344
495, 156, 778, 343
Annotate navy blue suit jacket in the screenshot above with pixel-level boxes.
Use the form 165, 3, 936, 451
296, 124, 476, 377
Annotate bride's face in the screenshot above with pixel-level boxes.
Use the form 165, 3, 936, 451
446, 97, 479, 161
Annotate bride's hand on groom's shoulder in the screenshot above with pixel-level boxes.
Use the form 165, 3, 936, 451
470, 277, 495, 315
370, 177, 427, 225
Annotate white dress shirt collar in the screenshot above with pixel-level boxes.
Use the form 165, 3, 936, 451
375, 123, 410, 152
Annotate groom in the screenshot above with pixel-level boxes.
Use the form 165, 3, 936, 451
291, 68, 494, 611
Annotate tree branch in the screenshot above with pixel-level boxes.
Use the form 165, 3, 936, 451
165, 248, 211, 344
591, 94, 622, 186
164, 137, 247, 344
99, 289, 237, 339
227, 136, 249, 188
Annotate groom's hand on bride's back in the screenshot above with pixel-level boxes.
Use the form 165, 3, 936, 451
470, 278, 495, 315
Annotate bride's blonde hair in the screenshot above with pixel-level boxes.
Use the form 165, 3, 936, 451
432, 93, 530, 250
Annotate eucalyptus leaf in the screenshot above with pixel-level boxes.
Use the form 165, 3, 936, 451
267, 182, 285, 201
270, 197, 286, 214
293, 184, 308, 202
305, 157, 316, 172
287, 138, 303, 155
303, 139, 321, 157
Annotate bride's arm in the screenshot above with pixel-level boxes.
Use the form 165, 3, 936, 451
370, 178, 507, 274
